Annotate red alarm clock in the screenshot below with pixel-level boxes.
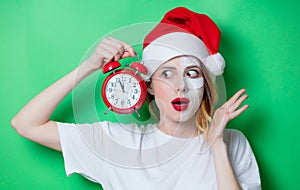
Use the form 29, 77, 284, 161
101, 56, 148, 116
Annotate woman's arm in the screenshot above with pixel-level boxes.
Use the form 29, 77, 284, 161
11, 37, 135, 151
207, 89, 249, 190
211, 139, 241, 190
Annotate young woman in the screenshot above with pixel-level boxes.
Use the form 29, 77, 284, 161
11, 7, 261, 190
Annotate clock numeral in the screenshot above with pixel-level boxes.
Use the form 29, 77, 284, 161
111, 82, 116, 87
127, 99, 131, 106
132, 95, 135, 100
115, 99, 118, 104
121, 100, 125, 105
108, 88, 112, 93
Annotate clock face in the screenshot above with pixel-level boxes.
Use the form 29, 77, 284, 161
102, 69, 147, 114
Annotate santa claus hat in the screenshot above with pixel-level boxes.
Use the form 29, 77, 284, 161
142, 7, 225, 81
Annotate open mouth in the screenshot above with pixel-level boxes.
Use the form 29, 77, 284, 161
171, 97, 190, 111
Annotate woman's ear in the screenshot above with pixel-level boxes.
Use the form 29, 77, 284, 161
147, 83, 155, 95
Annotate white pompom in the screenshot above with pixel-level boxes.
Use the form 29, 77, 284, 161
204, 53, 225, 76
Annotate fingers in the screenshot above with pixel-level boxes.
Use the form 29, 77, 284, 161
100, 39, 122, 61
209, 89, 249, 142
84, 37, 136, 71
228, 94, 248, 112
229, 104, 249, 119
107, 37, 136, 58
97, 37, 136, 63
226, 89, 249, 119
100, 38, 124, 61
225, 89, 246, 107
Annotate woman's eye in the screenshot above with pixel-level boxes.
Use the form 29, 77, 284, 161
162, 70, 173, 78
186, 69, 200, 78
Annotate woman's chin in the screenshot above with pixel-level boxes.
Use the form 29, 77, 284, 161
163, 111, 197, 124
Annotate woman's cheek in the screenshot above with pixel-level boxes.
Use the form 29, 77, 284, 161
155, 81, 175, 96
188, 88, 204, 109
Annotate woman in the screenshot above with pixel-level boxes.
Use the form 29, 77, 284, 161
11, 7, 261, 190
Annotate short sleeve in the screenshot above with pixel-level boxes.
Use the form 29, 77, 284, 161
56, 121, 108, 184
224, 129, 261, 190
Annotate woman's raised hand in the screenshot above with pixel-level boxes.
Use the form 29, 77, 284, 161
207, 89, 249, 145
83, 37, 136, 71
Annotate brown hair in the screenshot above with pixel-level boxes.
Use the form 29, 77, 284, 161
147, 57, 217, 137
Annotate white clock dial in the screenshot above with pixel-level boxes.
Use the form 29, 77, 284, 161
105, 73, 141, 109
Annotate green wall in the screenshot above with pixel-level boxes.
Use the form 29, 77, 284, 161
1, 0, 299, 189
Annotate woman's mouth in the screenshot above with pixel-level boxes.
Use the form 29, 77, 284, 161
171, 97, 190, 111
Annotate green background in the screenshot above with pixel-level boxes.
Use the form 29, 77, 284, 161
1, 0, 299, 189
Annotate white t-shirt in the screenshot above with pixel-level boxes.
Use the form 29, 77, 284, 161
57, 121, 261, 190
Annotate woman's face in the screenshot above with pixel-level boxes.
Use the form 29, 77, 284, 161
149, 56, 204, 124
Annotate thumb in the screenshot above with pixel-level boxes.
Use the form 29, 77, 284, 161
121, 51, 134, 58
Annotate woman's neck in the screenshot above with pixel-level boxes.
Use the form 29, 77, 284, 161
157, 117, 198, 138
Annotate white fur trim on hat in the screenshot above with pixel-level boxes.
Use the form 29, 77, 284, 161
142, 32, 225, 81
204, 52, 225, 76
142, 32, 208, 81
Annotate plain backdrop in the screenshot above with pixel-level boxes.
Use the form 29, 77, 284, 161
1, 0, 299, 189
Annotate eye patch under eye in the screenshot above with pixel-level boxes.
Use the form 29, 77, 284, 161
186, 70, 200, 78
185, 77, 204, 89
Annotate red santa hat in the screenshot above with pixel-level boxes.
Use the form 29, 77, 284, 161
142, 7, 225, 80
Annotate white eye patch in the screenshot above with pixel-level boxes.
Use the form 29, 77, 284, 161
185, 77, 204, 89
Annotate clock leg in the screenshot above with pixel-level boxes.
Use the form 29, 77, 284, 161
104, 107, 112, 115
134, 108, 140, 117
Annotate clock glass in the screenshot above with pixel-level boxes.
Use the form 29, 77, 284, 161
102, 68, 147, 114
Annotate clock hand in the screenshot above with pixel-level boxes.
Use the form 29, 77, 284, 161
118, 80, 125, 93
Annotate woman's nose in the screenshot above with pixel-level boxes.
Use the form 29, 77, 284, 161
175, 76, 188, 93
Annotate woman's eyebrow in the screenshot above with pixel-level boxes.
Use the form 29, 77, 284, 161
157, 66, 177, 71
184, 65, 201, 70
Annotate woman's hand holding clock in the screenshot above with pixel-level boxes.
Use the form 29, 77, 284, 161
82, 37, 136, 72
10, 36, 138, 151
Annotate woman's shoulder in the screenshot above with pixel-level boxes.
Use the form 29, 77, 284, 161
224, 128, 247, 141
223, 129, 256, 161
223, 129, 251, 151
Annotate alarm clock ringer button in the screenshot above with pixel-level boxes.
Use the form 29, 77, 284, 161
130, 62, 148, 75
102, 61, 121, 73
